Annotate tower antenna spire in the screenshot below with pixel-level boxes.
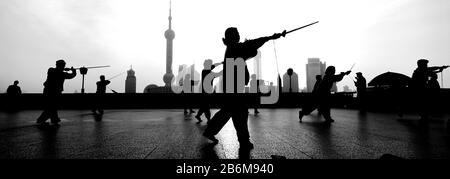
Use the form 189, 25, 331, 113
169, 0, 172, 29
163, 0, 175, 87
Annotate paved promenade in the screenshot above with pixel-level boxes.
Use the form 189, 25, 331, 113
1, 109, 449, 159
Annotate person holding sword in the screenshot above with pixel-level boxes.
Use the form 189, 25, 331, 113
410, 59, 449, 122
92, 75, 111, 115
299, 66, 351, 123
36, 59, 77, 126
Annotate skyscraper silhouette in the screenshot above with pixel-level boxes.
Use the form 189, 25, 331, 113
125, 66, 136, 93
306, 58, 326, 92
253, 50, 262, 80
282, 68, 299, 93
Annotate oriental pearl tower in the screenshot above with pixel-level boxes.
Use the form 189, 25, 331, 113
163, 0, 175, 87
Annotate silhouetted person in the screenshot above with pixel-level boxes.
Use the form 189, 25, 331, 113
428, 73, 440, 92
36, 59, 77, 125
428, 73, 441, 115
410, 59, 448, 122
313, 75, 322, 93
92, 75, 110, 115
354, 72, 367, 111
6, 80, 22, 95
195, 59, 222, 123
299, 66, 351, 123
203, 27, 283, 149
313, 75, 322, 116
182, 74, 196, 115
249, 74, 260, 115
298, 75, 322, 122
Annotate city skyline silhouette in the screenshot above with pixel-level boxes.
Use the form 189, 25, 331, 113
1, 0, 449, 94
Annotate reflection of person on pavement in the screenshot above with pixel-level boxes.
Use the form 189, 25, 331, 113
92, 75, 111, 115
299, 66, 351, 123
6, 80, 22, 95
36, 59, 77, 126
203, 27, 283, 149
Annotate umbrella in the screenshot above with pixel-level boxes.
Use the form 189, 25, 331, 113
368, 72, 411, 87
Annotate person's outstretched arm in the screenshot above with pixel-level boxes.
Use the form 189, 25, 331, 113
334, 71, 351, 82
244, 33, 284, 51
64, 67, 77, 79
212, 62, 223, 67
429, 66, 449, 73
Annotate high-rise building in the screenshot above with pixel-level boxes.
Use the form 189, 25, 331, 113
306, 58, 326, 92
253, 50, 262, 80
163, 0, 175, 87
282, 68, 299, 93
125, 67, 136, 93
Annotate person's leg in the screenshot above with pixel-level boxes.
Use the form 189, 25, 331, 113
299, 103, 317, 122
205, 108, 211, 121
203, 108, 231, 142
318, 95, 333, 123
92, 102, 98, 114
98, 108, 104, 115
37, 110, 50, 124
49, 94, 61, 124
231, 108, 252, 148
50, 110, 60, 123
320, 104, 333, 123
37, 93, 51, 124
195, 107, 205, 122
416, 89, 429, 121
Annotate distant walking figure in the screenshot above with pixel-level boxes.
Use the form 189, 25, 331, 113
92, 75, 111, 115
182, 74, 196, 115
6, 80, 22, 95
354, 72, 367, 111
203, 27, 283, 149
249, 74, 260, 115
36, 59, 77, 125
410, 59, 448, 121
298, 75, 322, 122
195, 59, 222, 123
299, 66, 351, 123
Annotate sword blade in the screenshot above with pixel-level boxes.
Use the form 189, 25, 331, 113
85, 65, 111, 69
74, 65, 111, 70
349, 63, 355, 71
286, 21, 319, 34
107, 71, 126, 80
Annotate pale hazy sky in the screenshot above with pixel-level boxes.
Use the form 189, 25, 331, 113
1, 0, 449, 93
